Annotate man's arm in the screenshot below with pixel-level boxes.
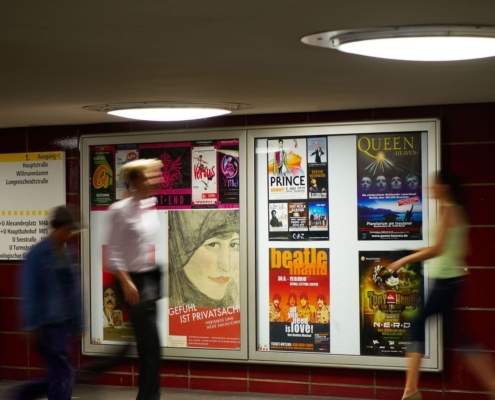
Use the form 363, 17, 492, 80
20, 249, 41, 330
107, 208, 139, 305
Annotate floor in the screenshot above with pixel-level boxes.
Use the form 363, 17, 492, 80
0, 382, 355, 400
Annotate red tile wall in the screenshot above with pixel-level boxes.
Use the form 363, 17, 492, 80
1, 103, 494, 399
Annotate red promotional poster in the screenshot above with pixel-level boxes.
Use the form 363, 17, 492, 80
269, 247, 330, 352
192, 145, 218, 208
101, 244, 156, 342
138, 142, 192, 209
167, 209, 240, 349
101, 245, 133, 341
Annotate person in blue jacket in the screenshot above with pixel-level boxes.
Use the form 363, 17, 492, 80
13, 206, 81, 400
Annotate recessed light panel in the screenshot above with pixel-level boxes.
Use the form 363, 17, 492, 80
301, 26, 495, 61
108, 107, 231, 121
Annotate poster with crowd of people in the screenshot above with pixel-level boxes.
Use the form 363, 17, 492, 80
359, 251, 423, 356
267, 137, 329, 241
269, 247, 330, 352
357, 132, 423, 240
89, 139, 241, 349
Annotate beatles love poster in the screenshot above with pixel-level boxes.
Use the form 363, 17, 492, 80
269, 247, 330, 352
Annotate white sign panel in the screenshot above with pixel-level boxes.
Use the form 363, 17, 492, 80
0, 151, 66, 260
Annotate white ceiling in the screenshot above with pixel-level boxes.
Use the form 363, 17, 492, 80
1, 0, 495, 128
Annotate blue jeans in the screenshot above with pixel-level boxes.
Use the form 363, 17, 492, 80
15, 323, 74, 400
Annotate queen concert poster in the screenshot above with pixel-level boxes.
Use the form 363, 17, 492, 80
359, 251, 423, 356
357, 132, 422, 240
138, 142, 192, 209
269, 248, 330, 352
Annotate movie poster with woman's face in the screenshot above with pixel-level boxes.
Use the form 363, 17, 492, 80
357, 132, 422, 240
359, 251, 423, 356
168, 209, 240, 349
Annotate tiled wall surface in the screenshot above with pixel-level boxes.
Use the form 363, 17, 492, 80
1, 103, 494, 399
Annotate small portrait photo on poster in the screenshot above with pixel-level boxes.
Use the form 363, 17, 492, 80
307, 137, 327, 164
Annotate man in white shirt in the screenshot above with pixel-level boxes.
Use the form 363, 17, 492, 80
107, 158, 163, 400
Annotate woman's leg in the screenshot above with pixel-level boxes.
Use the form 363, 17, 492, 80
403, 352, 422, 398
401, 279, 458, 399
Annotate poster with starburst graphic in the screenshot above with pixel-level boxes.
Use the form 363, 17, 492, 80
359, 251, 423, 356
357, 132, 423, 240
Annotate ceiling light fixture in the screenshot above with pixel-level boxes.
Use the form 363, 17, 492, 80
84, 102, 245, 121
301, 25, 495, 61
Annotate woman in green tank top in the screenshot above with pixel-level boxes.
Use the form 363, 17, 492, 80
388, 171, 495, 400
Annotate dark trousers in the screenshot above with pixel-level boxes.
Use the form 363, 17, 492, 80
15, 323, 73, 400
130, 269, 161, 400
82, 269, 161, 400
130, 299, 160, 400
408, 277, 465, 354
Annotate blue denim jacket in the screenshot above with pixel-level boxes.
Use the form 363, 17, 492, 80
20, 237, 81, 331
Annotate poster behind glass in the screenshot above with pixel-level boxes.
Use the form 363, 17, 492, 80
267, 137, 329, 241
357, 132, 422, 240
359, 251, 423, 356
269, 247, 330, 352
89, 138, 241, 350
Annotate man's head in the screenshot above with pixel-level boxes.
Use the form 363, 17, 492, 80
406, 174, 419, 191
49, 205, 79, 244
375, 175, 387, 192
360, 176, 372, 192
390, 176, 402, 191
103, 287, 117, 312
120, 158, 163, 198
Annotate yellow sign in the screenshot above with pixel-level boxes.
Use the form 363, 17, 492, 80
0, 152, 63, 162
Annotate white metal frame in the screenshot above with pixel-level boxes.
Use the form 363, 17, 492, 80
80, 118, 442, 370
80, 129, 248, 361
247, 119, 442, 371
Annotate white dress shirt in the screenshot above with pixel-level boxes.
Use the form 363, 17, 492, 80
107, 196, 159, 273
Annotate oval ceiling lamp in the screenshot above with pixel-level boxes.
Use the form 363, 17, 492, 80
84, 102, 244, 121
301, 25, 495, 61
